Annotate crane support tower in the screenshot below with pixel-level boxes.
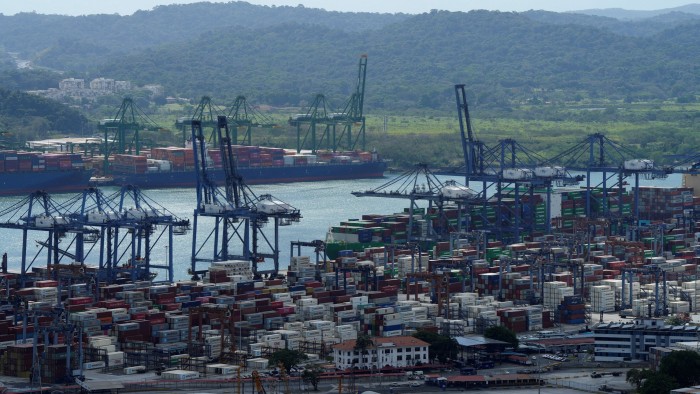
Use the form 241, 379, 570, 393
190, 116, 300, 279
290, 55, 368, 153
99, 97, 166, 173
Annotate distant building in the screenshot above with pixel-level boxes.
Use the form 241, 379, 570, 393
90, 78, 115, 91
593, 318, 700, 362
59, 78, 85, 90
114, 80, 132, 91
332, 336, 429, 370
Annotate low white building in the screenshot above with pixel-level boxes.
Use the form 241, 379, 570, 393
593, 318, 700, 361
332, 336, 430, 370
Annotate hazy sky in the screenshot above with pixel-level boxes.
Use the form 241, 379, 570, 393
0, 0, 696, 16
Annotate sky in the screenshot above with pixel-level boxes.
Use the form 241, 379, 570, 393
0, 0, 696, 16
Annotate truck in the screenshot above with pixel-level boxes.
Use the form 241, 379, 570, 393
598, 384, 626, 393
591, 371, 622, 378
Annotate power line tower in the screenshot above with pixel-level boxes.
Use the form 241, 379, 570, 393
190, 116, 301, 279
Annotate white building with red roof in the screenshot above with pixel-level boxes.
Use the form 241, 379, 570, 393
332, 336, 430, 370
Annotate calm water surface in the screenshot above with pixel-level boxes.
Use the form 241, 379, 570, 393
0, 172, 682, 281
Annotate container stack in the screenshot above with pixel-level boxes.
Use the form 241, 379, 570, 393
112, 154, 148, 174
559, 295, 586, 324
681, 280, 700, 311
150, 147, 194, 171
206, 260, 252, 283
543, 281, 573, 309
287, 256, 317, 285
590, 285, 616, 312
0, 344, 36, 379
524, 305, 543, 331
378, 311, 404, 337
669, 301, 690, 313
497, 309, 527, 333
0, 151, 85, 173
637, 186, 693, 221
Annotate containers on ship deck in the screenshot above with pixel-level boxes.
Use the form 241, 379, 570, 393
0, 151, 86, 173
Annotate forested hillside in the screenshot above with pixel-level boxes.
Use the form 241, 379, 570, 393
94, 9, 700, 112
0, 2, 407, 72
0, 88, 87, 143
0, 3, 698, 114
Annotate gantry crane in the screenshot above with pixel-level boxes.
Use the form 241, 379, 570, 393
190, 116, 301, 279
405, 271, 454, 318
352, 164, 479, 242
289, 94, 333, 153
620, 265, 668, 316
289, 56, 368, 153
187, 305, 237, 362
0, 191, 98, 287
55, 186, 190, 283
99, 97, 168, 173
226, 95, 277, 146
330, 54, 368, 151
176, 96, 225, 147
455, 85, 581, 242
290, 239, 327, 280
549, 133, 670, 235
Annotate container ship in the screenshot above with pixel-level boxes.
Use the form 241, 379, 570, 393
0, 151, 93, 196
105, 145, 387, 188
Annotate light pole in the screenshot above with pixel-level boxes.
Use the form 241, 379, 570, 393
532, 355, 541, 394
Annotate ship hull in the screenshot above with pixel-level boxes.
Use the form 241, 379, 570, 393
0, 170, 93, 196
110, 161, 387, 188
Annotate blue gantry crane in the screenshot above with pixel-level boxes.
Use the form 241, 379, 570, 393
352, 163, 480, 242
30, 186, 191, 284
549, 133, 671, 236
0, 191, 96, 287
455, 85, 581, 242
190, 116, 301, 279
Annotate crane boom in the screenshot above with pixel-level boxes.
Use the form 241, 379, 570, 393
455, 84, 479, 184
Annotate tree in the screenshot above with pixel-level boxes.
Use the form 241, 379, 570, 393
353, 333, 374, 370
664, 313, 691, 326
413, 331, 456, 364
301, 366, 322, 391
268, 349, 308, 374
484, 326, 518, 349
626, 368, 654, 391
639, 372, 677, 394
658, 350, 700, 388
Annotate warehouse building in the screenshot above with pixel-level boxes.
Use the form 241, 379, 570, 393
593, 318, 700, 361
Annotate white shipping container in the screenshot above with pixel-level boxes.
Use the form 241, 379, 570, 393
161, 370, 201, 380
124, 366, 146, 375
83, 361, 106, 370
